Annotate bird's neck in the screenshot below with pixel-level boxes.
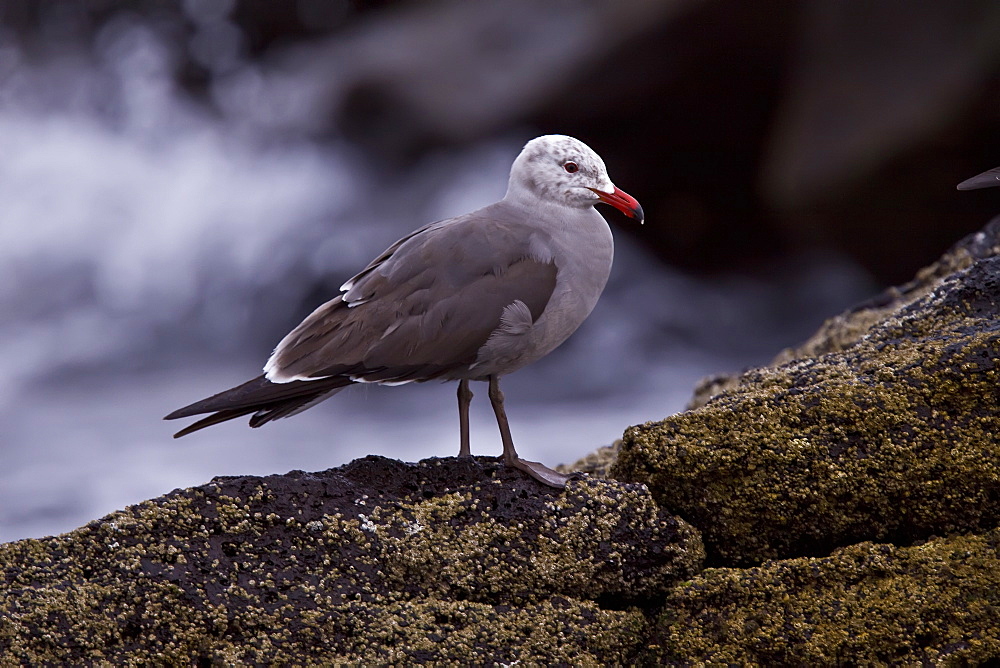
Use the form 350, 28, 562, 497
501, 189, 589, 220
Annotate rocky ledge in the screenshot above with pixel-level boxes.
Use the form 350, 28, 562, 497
0, 456, 701, 664
4, 219, 1000, 664
614, 217, 1000, 568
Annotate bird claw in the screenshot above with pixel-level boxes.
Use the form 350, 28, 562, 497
507, 457, 581, 489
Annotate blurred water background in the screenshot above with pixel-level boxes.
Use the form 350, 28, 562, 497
2, 0, 999, 541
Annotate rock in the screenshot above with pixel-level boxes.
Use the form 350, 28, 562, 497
647, 529, 1000, 664
0, 455, 703, 664
688, 215, 1000, 410
613, 217, 1000, 566
558, 439, 621, 478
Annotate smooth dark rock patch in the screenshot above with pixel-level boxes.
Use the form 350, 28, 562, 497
0, 455, 702, 664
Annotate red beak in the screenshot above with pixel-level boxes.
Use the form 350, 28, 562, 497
589, 186, 644, 223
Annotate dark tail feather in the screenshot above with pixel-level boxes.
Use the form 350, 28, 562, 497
167, 375, 288, 419
171, 407, 262, 438
165, 374, 352, 437
246, 390, 341, 428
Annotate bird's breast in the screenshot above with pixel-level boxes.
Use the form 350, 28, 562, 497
469, 211, 613, 378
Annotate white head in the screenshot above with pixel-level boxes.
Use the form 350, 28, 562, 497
505, 134, 643, 222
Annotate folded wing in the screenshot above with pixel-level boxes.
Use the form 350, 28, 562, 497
265, 206, 558, 383
166, 204, 558, 436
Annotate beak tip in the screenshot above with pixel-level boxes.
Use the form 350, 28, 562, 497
592, 186, 644, 224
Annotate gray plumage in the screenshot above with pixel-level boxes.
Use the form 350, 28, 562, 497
166, 134, 643, 487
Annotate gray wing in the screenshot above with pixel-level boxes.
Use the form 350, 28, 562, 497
266, 204, 559, 383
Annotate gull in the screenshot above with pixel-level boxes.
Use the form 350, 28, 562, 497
165, 135, 644, 487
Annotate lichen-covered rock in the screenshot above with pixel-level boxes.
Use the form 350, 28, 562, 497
648, 529, 1000, 665
559, 440, 621, 477
613, 220, 1000, 566
0, 455, 702, 664
688, 215, 1000, 410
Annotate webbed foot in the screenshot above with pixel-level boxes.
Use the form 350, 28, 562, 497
507, 457, 581, 489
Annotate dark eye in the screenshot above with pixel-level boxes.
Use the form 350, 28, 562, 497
563, 161, 579, 173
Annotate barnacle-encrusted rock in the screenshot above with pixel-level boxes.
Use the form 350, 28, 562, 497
559, 439, 621, 477
648, 529, 1000, 665
613, 218, 1000, 566
0, 455, 702, 664
688, 216, 1000, 409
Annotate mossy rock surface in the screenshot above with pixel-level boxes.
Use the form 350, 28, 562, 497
613, 219, 1000, 566
559, 439, 621, 477
0, 455, 702, 664
649, 529, 1000, 665
687, 215, 1000, 411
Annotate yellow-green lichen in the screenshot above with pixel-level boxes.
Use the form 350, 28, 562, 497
558, 439, 622, 477
613, 252, 1000, 566
648, 529, 1000, 665
686, 223, 999, 410
0, 457, 700, 663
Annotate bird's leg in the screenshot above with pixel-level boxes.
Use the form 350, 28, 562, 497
487, 375, 518, 465
487, 375, 575, 489
457, 379, 473, 458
